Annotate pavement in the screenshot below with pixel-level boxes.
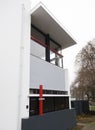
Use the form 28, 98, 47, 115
82, 122, 95, 130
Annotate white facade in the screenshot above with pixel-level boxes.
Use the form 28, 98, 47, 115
0, 1, 76, 130
0, 1, 30, 130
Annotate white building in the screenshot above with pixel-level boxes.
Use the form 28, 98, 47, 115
0, 1, 76, 130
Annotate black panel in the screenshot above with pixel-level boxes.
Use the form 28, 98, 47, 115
22, 109, 76, 130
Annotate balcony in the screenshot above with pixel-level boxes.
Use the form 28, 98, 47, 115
30, 39, 69, 92
31, 36, 63, 68
30, 2, 76, 92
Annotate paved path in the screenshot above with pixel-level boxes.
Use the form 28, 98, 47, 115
82, 122, 95, 130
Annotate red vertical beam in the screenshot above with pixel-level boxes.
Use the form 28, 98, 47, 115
39, 85, 43, 116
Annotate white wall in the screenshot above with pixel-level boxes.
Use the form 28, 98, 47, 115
30, 54, 68, 91
0, 0, 30, 130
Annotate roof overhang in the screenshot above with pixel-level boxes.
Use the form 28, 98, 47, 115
30, 2, 76, 49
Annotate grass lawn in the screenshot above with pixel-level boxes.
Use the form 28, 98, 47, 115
89, 106, 95, 111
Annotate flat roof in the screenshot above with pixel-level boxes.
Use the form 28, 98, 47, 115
30, 2, 76, 49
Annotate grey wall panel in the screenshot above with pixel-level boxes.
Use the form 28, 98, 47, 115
71, 100, 89, 115
22, 109, 76, 130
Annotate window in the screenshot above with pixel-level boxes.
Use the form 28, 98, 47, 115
29, 89, 68, 95
29, 97, 39, 116
29, 97, 69, 116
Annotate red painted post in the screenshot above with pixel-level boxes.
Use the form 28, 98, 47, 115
39, 85, 43, 116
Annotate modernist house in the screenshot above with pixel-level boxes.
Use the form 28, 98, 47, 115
0, 0, 76, 130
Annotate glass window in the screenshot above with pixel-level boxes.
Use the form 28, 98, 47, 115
29, 97, 69, 116
29, 89, 68, 95
43, 97, 54, 113
29, 97, 39, 116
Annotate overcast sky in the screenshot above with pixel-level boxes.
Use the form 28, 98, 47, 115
31, 0, 95, 86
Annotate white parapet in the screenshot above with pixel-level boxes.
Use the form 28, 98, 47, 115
30, 54, 69, 92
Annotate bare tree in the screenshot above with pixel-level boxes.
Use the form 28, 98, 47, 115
71, 39, 95, 101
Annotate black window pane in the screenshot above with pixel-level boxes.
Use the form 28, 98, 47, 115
29, 97, 39, 116
29, 97, 69, 117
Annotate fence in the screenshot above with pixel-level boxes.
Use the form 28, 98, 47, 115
71, 100, 89, 115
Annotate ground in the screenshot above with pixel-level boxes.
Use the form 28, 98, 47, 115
71, 114, 95, 130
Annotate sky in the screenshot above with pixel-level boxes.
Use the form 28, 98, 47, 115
31, 0, 95, 86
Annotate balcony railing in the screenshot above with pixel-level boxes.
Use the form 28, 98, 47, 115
31, 36, 63, 68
